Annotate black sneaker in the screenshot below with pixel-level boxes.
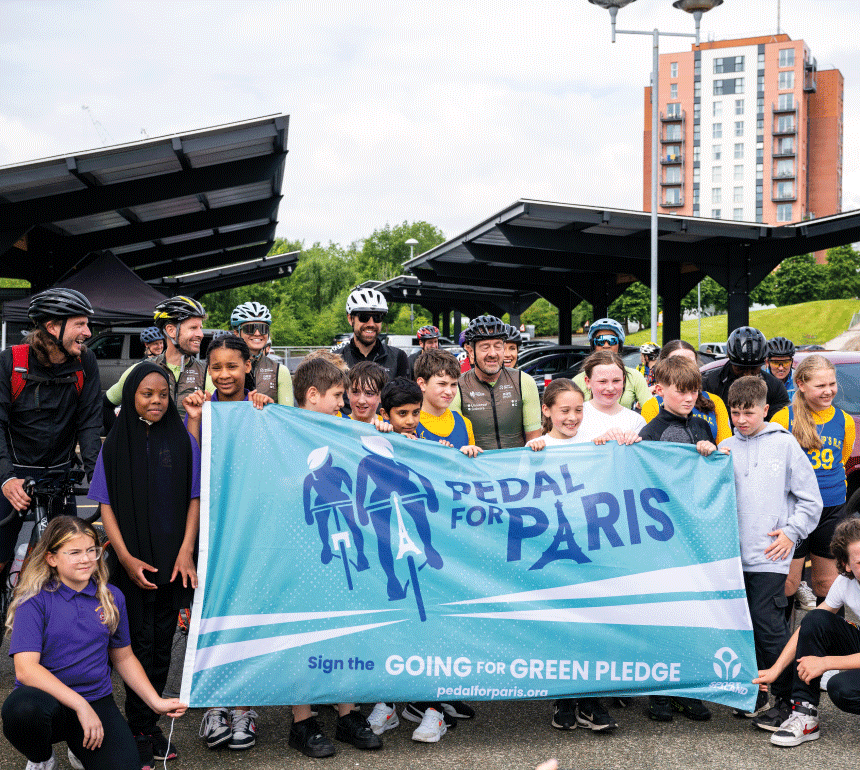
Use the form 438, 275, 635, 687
402, 702, 458, 729
733, 690, 768, 718
551, 698, 578, 730
146, 726, 178, 760
289, 717, 336, 758
440, 700, 475, 719
135, 733, 155, 770
647, 696, 673, 722
576, 698, 617, 732
334, 710, 383, 750
671, 697, 711, 721
753, 699, 792, 732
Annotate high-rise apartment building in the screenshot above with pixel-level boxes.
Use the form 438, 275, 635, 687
644, 34, 842, 235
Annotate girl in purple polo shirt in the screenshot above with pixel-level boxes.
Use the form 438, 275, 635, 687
2, 515, 186, 770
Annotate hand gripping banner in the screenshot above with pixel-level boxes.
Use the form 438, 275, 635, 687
181, 403, 758, 711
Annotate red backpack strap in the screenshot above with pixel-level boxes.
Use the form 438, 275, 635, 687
74, 368, 84, 396
11, 344, 29, 401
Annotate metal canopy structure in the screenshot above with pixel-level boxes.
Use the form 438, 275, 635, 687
403, 199, 860, 344
0, 115, 289, 290
147, 250, 299, 299
367, 274, 541, 339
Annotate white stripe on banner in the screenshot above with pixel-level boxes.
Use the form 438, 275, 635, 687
448, 597, 753, 630
199, 609, 401, 634
443, 558, 744, 606
194, 620, 407, 673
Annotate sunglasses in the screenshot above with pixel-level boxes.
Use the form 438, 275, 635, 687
355, 312, 385, 323
645, 353, 659, 361
240, 322, 270, 336
595, 336, 620, 347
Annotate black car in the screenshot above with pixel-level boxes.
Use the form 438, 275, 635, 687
518, 345, 642, 394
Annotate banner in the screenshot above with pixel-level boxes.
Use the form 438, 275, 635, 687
181, 403, 758, 711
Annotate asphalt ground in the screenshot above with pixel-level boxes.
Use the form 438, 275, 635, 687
2, 601, 860, 770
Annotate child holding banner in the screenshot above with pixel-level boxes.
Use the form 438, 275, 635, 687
720, 376, 822, 732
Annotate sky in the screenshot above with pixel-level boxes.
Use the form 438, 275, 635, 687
2, 0, 857, 249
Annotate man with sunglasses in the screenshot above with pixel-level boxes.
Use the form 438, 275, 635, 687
701, 326, 790, 425
334, 289, 409, 381
226, 302, 294, 405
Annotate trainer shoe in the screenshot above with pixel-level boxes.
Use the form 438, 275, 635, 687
25, 752, 57, 770
228, 708, 258, 750
288, 717, 336, 758
551, 698, 578, 730
134, 734, 155, 770
147, 726, 178, 760
367, 702, 400, 734
576, 698, 617, 731
66, 749, 84, 770
647, 696, 673, 722
440, 700, 475, 719
402, 702, 458, 729
820, 670, 837, 691
671, 696, 711, 721
334, 710, 382, 749
771, 702, 820, 747
199, 707, 232, 749
753, 698, 792, 732
411, 707, 447, 743
733, 689, 768, 718
795, 581, 818, 611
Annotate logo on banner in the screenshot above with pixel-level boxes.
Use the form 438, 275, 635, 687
710, 646, 748, 695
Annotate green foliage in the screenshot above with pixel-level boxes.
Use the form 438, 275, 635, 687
572, 300, 593, 332
681, 277, 727, 315
774, 253, 826, 306
521, 298, 558, 336
824, 244, 860, 300
609, 282, 655, 330
749, 271, 777, 306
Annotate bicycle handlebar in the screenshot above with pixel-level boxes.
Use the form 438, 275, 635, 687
0, 471, 88, 527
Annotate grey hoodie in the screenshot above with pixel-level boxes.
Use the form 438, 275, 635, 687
720, 421, 823, 574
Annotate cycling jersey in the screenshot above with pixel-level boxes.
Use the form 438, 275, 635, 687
640, 390, 732, 444
772, 405, 855, 506
416, 409, 475, 448
335, 337, 409, 380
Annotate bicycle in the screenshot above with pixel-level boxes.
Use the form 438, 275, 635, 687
0, 468, 87, 620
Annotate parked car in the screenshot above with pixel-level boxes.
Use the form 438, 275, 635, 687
517, 345, 642, 395
700, 351, 860, 517
87, 326, 220, 394
699, 341, 727, 358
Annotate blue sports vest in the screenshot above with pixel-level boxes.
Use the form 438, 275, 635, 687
416, 411, 471, 448
786, 405, 847, 506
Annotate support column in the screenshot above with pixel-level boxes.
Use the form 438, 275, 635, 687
659, 261, 682, 344
508, 311, 521, 329
453, 311, 462, 340
726, 248, 750, 333
441, 308, 451, 339
557, 289, 573, 345
432, 309, 440, 329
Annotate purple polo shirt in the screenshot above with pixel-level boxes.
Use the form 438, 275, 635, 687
88, 432, 201, 505
9, 581, 131, 701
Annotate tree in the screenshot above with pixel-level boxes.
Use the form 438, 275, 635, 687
681, 277, 727, 316
824, 244, 860, 300
749, 271, 777, 307
774, 253, 826, 306
521, 298, 558, 336
608, 282, 653, 331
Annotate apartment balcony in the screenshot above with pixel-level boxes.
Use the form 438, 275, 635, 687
772, 168, 796, 180
804, 58, 817, 93
772, 191, 797, 202
660, 177, 684, 187
660, 197, 685, 208
773, 146, 796, 158
772, 103, 797, 115
661, 154, 684, 165
773, 123, 797, 136
661, 109, 685, 122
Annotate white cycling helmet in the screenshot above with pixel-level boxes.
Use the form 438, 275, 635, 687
230, 301, 272, 328
346, 288, 388, 315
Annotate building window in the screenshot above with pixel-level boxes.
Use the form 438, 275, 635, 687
713, 101, 723, 117
712, 209, 722, 219
735, 121, 744, 137
757, 96, 765, 113
776, 159, 794, 177
694, 104, 701, 121
776, 137, 795, 154
778, 93, 794, 110
779, 48, 795, 68
713, 166, 722, 184
713, 122, 722, 138
777, 203, 792, 222
757, 117, 764, 133
714, 55, 744, 73
715, 78, 744, 95
734, 208, 744, 220
670, 83, 678, 99
734, 165, 743, 181
665, 125, 682, 141
693, 125, 700, 141
734, 186, 743, 203
712, 188, 722, 204
776, 115, 795, 133
693, 167, 700, 183
713, 144, 722, 160
693, 189, 700, 204
694, 81, 701, 98
776, 181, 794, 199
666, 102, 681, 118
665, 144, 680, 158
665, 188, 681, 205
735, 99, 744, 115
665, 166, 681, 183
671, 61, 678, 78
779, 71, 795, 90
734, 143, 744, 159
693, 145, 700, 162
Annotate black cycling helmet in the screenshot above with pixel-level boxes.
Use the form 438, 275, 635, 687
766, 336, 796, 359
463, 315, 507, 345
417, 325, 440, 340
504, 324, 523, 347
727, 326, 768, 366
28, 288, 94, 324
153, 296, 207, 329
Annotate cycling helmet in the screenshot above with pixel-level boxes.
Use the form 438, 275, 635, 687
587, 318, 625, 347
417, 325, 440, 340
463, 315, 508, 345
230, 301, 272, 328
346, 288, 388, 315
766, 336, 796, 359
726, 326, 768, 366
153, 296, 206, 328
28, 288, 93, 324
212, 329, 234, 340
140, 326, 164, 344
640, 342, 660, 356
504, 324, 523, 347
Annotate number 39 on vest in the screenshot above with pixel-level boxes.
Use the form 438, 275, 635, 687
10, 344, 84, 402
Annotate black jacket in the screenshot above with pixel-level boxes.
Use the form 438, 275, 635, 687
701, 361, 789, 424
335, 337, 409, 381
0, 346, 102, 485
639, 406, 714, 444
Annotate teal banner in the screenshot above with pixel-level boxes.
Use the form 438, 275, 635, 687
181, 403, 758, 711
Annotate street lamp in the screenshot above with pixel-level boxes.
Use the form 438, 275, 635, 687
588, 0, 721, 343
405, 239, 419, 333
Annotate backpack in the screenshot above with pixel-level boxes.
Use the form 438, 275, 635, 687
10, 344, 84, 402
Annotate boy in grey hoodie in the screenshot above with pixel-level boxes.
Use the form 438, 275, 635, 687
720, 376, 823, 730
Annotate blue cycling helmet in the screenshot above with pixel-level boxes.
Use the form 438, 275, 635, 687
588, 318, 625, 347
140, 326, 164, 344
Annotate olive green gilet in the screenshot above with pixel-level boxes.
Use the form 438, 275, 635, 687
458, 367, 525, 450
153, 353, 207, 419
251, 355, 280, 401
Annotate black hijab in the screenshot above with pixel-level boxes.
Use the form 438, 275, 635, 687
103, 362, 193, 599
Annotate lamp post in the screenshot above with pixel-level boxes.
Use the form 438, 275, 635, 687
405, 239, 419, 333
588, 0, 721, 344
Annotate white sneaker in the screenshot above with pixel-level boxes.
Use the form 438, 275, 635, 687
411, 707, 447, 743
367, 702, 400, 735
66, 749, 84, 770
771, 702, 820, 746
795, 581, 818, 611
820, 669, 837, 691
25, 751, 57, 770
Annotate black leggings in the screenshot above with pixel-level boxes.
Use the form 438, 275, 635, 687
2, 687, 138, 769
